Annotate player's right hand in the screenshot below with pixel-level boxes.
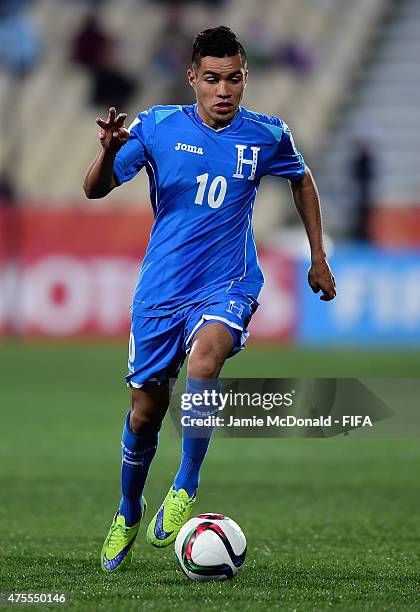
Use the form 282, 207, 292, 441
96, 107, 129, 152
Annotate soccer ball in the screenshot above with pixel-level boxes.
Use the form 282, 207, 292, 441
174, 513, 247, 581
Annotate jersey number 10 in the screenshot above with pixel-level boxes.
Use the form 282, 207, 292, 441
195, 173, 227, 209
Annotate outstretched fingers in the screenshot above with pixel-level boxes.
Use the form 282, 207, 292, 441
96, 108, 126, 131
115, 113, 127, 128
96, 117, 108, 129
107, 107, 116, 124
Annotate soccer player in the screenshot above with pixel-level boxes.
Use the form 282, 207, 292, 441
83, 26, 335, 572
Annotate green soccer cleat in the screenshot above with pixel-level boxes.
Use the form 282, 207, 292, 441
101, 497, 147, 572
146, 488, 196, 548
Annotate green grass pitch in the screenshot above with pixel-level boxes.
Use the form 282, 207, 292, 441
1, 343, 419, 611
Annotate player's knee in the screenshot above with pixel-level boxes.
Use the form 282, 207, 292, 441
129, 405, 160, 435
188, 345, 221, 379
129, 389, 164, 435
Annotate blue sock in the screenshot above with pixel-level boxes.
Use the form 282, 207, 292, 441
118, 411, 158, 526
173, 377, 220, 497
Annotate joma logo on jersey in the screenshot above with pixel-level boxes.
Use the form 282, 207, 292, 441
233, 145, 260, 181
175, 142, 204, 155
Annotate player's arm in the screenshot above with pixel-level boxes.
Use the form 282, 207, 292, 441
83, 107, 129, 199
290, 167, 336, 301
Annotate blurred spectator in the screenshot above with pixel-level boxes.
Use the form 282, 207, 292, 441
277, 40, 316, 75
0, 0, 30, 16
244, 18, 277, 69
350, 139, 377, 242
0, 168, 16, 206
152, 4, 192, 104
70, 12, 138, 109
71, 12, 113, 71
244, 18, 316, 75
91, 58, 137, 109
0, 1, 41, 75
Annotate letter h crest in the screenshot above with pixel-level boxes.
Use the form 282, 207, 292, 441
233, 145, 260, 181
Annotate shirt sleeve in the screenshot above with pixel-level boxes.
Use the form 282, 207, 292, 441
267, 120, 306, 181
113, 111, 152, 185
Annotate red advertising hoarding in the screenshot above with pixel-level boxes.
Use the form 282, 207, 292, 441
0, 209, 296, 340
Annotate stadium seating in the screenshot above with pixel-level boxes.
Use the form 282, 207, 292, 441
0, 0, 393, 231
317, 0, 420, 235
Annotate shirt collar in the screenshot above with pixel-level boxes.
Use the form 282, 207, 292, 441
193, 103, 242, 133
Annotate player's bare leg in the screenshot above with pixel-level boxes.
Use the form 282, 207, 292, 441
101, 384, 171, 571
147, 322, 234, 547
187, 322, 234, 379
129, 384, 171, 435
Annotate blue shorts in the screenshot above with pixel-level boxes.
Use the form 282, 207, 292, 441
125, 292, 259, 388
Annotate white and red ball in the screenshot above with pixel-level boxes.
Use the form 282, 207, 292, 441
174, 513, 247, 581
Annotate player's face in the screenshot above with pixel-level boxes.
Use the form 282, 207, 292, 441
188, 55, 248, 129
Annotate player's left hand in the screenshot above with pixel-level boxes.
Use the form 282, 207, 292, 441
308, 258, 336, 301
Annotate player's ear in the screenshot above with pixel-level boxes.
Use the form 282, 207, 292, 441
243, 69, 249, 87
187, 67, 197, 89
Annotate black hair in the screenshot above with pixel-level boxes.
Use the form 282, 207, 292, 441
192, 26, 247, 68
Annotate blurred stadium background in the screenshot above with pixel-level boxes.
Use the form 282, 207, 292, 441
1, 0, 420, 345
1, 1, 420, 608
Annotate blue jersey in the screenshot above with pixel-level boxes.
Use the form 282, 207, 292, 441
113, 104, 306, 316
